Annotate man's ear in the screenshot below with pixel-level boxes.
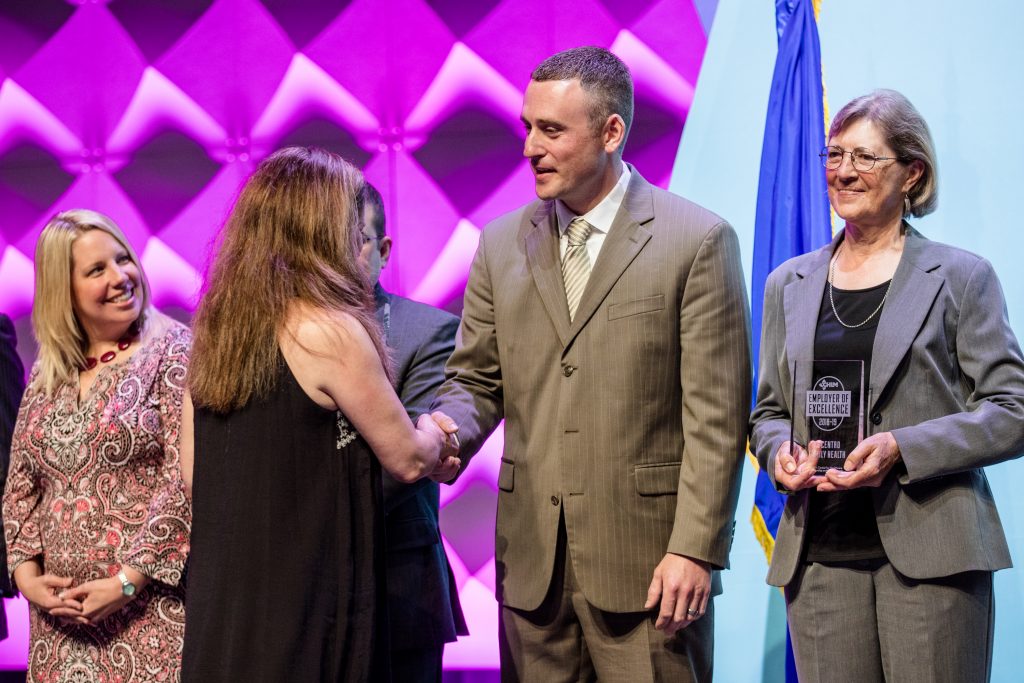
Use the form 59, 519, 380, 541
379, 236, 393, 269
603, 114, 626, 155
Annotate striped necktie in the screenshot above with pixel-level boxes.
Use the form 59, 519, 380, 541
562, 217, 594, 321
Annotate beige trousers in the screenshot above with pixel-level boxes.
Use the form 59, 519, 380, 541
498, 517, 713, 683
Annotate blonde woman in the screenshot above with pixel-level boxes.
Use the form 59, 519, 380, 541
3, 210, 191, 681
181, 147, 456, 682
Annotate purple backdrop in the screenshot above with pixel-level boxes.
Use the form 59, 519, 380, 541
0, 0, 711, 670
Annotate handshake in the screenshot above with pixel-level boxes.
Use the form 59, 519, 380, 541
415, 410, 462, 483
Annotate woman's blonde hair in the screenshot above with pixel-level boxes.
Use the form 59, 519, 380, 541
33, 209, 152, 394
189, 146, 390, 413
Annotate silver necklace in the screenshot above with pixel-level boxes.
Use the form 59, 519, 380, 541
828, 242, 892, 329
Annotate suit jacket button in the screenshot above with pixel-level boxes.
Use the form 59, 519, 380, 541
870, 412, 882, 425
550, 495, 559, 506
562, 365, 575, 377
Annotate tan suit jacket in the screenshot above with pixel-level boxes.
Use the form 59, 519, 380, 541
751, 227, 1024, 587
434, 168, 751, 612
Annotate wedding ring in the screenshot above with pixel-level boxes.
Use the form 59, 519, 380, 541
448, 432, 460, 451
687, 608, 700, 617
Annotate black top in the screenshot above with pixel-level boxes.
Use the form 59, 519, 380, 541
805, 280, 889, 563
183, 357, 387, 682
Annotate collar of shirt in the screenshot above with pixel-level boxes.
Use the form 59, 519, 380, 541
555, 162, 631, 240
554, 163, 631, 264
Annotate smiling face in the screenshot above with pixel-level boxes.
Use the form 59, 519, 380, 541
521, 78, 624, 215
70, 229, 143, 342
827, 118, 923, 230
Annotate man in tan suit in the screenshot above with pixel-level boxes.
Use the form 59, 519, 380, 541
432, 46, 751, 682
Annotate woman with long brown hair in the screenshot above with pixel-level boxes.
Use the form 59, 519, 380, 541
180, 147, 456, 682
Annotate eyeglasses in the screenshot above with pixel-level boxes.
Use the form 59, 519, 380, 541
357, 226, 378, 247
819, 146, 900, 172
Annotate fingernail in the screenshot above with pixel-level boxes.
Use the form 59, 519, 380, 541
784, 462, 795, 473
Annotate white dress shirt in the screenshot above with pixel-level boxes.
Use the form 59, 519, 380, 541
555, 163, 631, 265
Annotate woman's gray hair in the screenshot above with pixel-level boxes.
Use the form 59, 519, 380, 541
829, 89, 938, 217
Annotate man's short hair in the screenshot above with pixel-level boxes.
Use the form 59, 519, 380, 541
531, 46, 634, 147
360, 181, 387, 239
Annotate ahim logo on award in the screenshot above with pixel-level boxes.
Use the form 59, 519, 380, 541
805, 376, 851, 431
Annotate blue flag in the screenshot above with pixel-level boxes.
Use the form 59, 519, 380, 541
751, 1, 832, 680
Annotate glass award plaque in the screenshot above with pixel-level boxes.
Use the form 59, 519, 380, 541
790, 360, 865, 474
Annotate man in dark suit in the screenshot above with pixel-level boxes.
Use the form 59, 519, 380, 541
0, 313, 26, 642
430, 47, 751, 681
358, 183, 467, 682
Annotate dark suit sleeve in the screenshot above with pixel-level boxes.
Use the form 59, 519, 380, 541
383, 313, 458, 511
893, 258, 1024, 481
0, 315, 26, 597
396, 315, 459, 419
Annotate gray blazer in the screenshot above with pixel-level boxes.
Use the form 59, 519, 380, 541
434, 167, 751, 612
750, 227, 1024, 587
375, 286, 467, 650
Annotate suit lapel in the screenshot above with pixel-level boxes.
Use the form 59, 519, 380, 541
373, 284, 393, 350
782, 237, 833, 441
373, 284, 390, 322
565, 170, 653, 346
868, 227, 943, 407
525, 201, 572, 347
783, 236, 834, 379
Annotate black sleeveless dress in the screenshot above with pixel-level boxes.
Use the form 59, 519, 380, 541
182, 358, 388, 682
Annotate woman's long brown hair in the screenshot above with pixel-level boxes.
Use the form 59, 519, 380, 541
189, 146, 390, 413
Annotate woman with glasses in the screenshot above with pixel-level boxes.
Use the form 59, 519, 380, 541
750, 89, 1024, 682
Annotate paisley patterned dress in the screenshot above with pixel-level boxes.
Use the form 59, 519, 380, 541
3, 322, 191, 682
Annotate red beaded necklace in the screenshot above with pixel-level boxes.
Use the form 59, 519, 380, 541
83, 331, 137, 370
